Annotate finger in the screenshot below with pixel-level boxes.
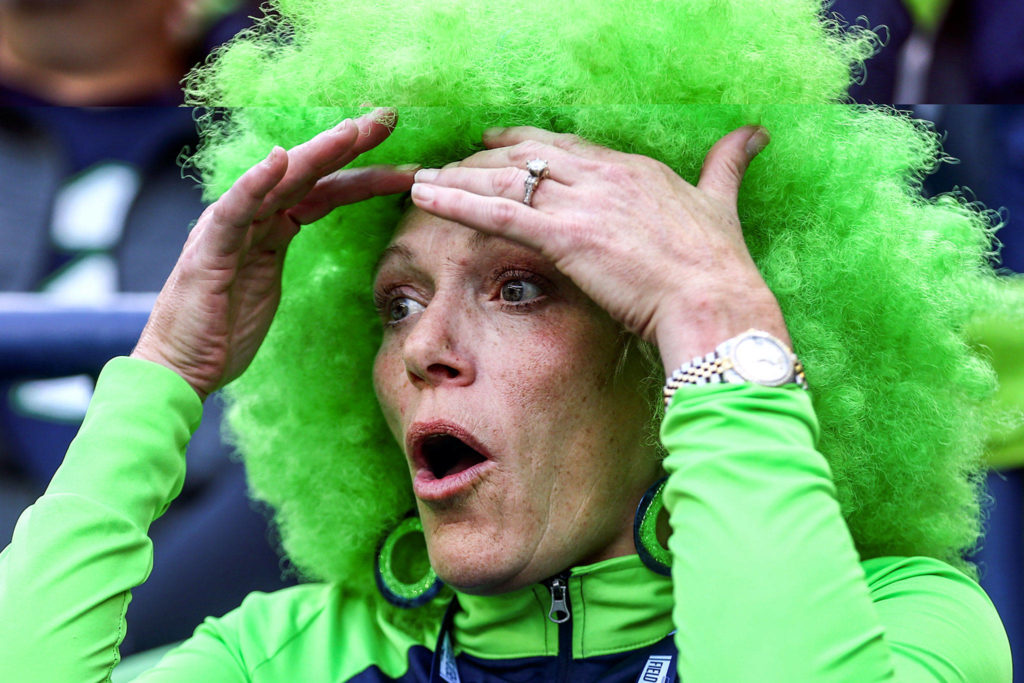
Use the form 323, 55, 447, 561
410, 183, 558, 253
481, 125, 616, 161
434, 141, 595, 184
413, 165, 568, 205
285, 164, 419, 225
256, 108, 399, 219
350, 107, 399, 156
206, 146, 289, 256
257, 215, 302, 253
696, 126, 769, 207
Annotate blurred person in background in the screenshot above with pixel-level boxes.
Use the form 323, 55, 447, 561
0, 0, 226, 106
0, 0, 296, 655
830, 0, 1024, 104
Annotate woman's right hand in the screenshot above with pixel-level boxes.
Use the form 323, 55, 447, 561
132, 109, 413, 400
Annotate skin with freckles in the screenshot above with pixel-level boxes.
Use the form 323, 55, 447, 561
372, 210, 664, 594
409, 126, 788, 373
133, 117, 776, 593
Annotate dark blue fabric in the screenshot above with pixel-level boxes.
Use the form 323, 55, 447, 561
928, 0, 1024, 102
991, 107, 1024, 273
349, 634, 678, 683
972, 0, 1024, 101
21, 106, 194, 175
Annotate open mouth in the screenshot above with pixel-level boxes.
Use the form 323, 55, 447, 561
419, 434, 488, 480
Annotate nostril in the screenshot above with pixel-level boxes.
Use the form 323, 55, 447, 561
427, 363, 459, 379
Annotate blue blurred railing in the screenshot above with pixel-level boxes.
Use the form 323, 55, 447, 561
0, 293, 155, 379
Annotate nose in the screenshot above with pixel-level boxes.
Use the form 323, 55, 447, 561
401, 295, 475, 388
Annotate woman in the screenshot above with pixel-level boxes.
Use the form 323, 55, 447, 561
0, 0, 1014, 680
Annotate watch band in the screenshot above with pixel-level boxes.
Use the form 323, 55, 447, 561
663, 330, 808, 408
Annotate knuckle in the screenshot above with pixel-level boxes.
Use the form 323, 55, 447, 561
492, 167, 524, 197
209, 201, 233, 227
715, 156, 745, 186
489, 200, 519, 229
507, 140, 546, 165
629, 153, 665, 173
600, 161, 633, 185
554, 133, 587, 152
232, 174, 263, 203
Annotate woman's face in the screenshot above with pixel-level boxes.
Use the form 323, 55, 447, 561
372, 209, 663, 594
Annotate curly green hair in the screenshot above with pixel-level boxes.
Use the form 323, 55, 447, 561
184, 0, 1001, 615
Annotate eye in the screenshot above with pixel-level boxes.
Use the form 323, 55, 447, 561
500, 279, 542, 303
388, 296, 425, 323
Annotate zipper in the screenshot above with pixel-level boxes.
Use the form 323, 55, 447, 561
544, 574, 573, 682
547, 575, 571, 623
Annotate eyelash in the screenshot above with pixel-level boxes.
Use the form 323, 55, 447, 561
494, 269, 547, 313
372, 286, 417, 327
373, 268, 549, 327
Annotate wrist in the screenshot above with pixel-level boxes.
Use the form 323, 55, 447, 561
653, 296, 790, 375
130, 342, 213, 402
662, 328, 807, 408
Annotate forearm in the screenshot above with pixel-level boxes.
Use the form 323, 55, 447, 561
663, 384, 894, 680
0, 357, 201, 682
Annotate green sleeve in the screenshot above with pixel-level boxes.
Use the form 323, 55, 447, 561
661, 384, 1011, 682
0, 357, 203, 683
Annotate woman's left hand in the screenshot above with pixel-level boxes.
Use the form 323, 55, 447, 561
409, 126, 789, 371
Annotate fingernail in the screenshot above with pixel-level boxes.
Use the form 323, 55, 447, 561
415, 168, 439, 182
442, 161, 460, 170
483, 126, 505, 139
745, 126, 770, 158
332, 118, 353, 133
396, 163, 422, 173
262, 146, 282, 166
411, 184, 435, 202
366, 107, 397, 130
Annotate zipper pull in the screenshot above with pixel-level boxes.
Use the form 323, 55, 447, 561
547, 577, 570, 624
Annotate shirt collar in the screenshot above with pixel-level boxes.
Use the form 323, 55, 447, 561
452, 554, 673, 659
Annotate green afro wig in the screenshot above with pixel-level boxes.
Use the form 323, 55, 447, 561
183, 0, 1002, 615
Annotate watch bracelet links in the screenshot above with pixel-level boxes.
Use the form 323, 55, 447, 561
662, 350, 808, 408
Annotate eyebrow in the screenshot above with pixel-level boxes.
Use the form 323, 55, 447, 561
373, 243, 414, 278
468, 231, 499, 249
373, 231, 502, 278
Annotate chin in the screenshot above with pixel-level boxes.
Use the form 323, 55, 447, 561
424, 520, 533, 595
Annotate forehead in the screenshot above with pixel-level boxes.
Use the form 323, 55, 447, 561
374, 209, 529, 275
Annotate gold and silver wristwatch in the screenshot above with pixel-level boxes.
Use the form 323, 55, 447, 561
663, 329, 808, 408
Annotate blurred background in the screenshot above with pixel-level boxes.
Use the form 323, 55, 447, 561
0, 0, 299, 658
0, 0, 1021, 672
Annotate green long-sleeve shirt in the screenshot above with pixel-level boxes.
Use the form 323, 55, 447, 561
0, 357, 1012, 681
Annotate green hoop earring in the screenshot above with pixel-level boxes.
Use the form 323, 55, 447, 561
375, 516, 444, 608
633, 477, 671, 576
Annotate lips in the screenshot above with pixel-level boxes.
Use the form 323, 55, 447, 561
406, 421, 494, 501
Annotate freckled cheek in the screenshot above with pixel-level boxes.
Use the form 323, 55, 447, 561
373, 343, 407, 436
494, 324, 608, 417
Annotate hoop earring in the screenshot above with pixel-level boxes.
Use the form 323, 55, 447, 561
634, 477, 671, 576
375, 516, 444, 608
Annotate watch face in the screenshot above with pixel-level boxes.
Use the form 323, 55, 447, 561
731, 334, 793, 385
